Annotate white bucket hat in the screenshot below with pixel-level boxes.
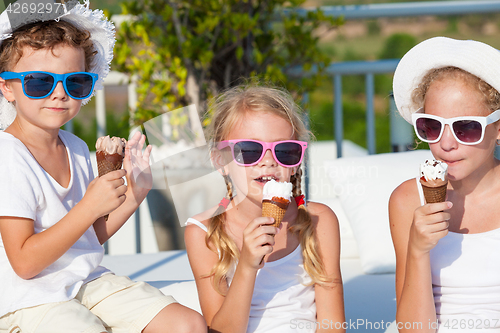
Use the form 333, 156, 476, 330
393, 36, 500, 123
0, 0, 115, 130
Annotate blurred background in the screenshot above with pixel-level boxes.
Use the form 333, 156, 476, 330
40, 0, 500, 252
79, 0, 500, 154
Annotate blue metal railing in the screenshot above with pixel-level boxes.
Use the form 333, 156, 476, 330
99, 1, 500, 159
283, 0, 500, 157
288, 59, 401, 157
284, 1, 500, 19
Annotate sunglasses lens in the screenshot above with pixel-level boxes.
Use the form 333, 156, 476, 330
275, 142, 302, 166
453, 120, 482, 143
66, 73, 94, 99
24, 73, 54, 98
233, 141, 263, 165
416, 117, 442, 141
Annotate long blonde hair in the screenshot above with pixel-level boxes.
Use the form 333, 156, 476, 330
204, 84, 331, 295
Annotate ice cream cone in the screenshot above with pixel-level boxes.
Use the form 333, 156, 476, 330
419, 159, 448, 204
262, 199, 289, 228
421, 183, 448, 203
259, 180, 293, 264
96, 136, 127, 221
96, 151, 124, 175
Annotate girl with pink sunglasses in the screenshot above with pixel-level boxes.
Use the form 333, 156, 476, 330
184, 84, 345, 332
390, 37, 500, 332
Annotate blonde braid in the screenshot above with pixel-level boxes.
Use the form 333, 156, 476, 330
205, 173, 239, 295
290, 168, 303, 197
223, 173, 235, 201
289, 169, 332, 285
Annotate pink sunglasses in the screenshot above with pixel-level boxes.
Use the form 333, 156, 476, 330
217, 139, 307, 167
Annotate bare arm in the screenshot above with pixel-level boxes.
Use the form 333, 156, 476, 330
309, 202, 345, 333
0, 170, 127, 279
389, 179, 450, 332
185, 217, 277, 333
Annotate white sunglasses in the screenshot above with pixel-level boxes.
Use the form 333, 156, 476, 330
411, 108, 500, 145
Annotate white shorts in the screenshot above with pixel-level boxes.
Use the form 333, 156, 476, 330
0, 274, 177, 333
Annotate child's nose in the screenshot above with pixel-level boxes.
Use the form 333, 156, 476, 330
50, 81, 68, 99
259, 149, 278, 167
439, 124, 458, 151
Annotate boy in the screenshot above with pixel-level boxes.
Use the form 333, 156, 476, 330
0, 1, 206, 332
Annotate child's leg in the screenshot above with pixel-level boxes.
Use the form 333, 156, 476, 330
0, 299, 107, 333
79, 274, 206, 333
143, 303, 206, 333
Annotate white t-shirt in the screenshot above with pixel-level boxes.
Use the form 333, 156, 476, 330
0, 130, 109, 317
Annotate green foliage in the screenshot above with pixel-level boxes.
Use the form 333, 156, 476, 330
114, 0, 343, 126
378, 33, 417, 59
367, 20, 380, 36
309, 97, 391, 153
73, 112, 130, 151
446, 16, 459, 33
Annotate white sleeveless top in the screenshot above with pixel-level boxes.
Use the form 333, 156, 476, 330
416, 179, 500, 332
186, 217, 317, 333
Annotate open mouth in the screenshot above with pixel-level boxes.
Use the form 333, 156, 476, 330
254, 175, 277, 183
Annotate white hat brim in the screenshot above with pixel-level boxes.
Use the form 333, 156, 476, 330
393, 36, 500, 123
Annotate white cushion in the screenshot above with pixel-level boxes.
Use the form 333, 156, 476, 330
325, 150, 433, 274
307, 141, 367, 260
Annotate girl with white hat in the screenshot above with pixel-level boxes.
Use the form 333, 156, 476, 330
390, 37, 500, 332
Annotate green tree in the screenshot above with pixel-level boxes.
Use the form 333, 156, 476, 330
378, 33, 417, 59
114, 0, 343, 125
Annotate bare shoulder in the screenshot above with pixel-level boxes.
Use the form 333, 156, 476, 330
184, 207, 218, 277
388, 178, 420, 250
184, 207, 215, 252
306, 201, 339, 234
390, 177, 419, 200
304, 202, 341, 279
185, 204, 219, 232
306, 201, 337, 219
389, 178, 420, 220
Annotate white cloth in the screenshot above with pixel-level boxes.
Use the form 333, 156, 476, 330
187, 217, 317, 333
416, 179, 500, 332
0, 130, 109, 317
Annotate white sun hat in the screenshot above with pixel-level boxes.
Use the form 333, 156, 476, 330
393, 36, 500, 123
0, 0, 115, 130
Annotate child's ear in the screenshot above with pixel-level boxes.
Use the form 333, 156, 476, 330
211, 148, 229, 175
0, 78, 15, 102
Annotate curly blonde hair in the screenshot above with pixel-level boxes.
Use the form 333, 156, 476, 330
412, 66, 500, 112
204, 84, 332, 295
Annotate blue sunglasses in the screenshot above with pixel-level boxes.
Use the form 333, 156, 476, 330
0, 71, 98, 100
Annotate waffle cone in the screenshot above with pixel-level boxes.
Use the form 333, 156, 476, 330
96, 151, 124, 221
421, 182, 448, 203
262, 201, 289, 227
96, 151, 124, 176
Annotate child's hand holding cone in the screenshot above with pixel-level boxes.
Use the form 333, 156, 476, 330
260, 180, 292, 264
96, 135, 127, 220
